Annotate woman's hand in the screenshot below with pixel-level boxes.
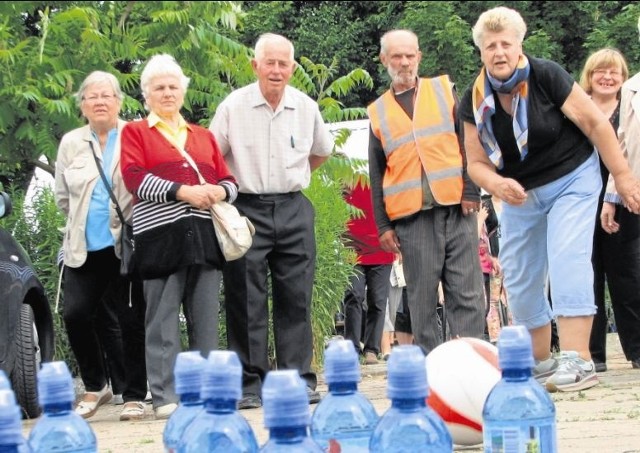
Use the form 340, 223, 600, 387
176, 184, 225, 210
494, 177, 527, 206
600, 202, 619, 234
613, 174, 640, 214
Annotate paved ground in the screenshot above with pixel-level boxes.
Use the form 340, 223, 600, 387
22, 333, 640, 452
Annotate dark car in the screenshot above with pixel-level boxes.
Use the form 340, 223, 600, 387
0, 190, 55, 418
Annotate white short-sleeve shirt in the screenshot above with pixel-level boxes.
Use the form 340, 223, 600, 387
210, 83, 334, 194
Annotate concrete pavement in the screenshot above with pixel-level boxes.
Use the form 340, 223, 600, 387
21, 333, 640, 452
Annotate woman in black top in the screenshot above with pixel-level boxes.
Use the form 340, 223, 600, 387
459, 6, 640, 393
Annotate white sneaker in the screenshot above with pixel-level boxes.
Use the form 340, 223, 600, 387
545, 351, 599, 393
533, 355, 559, 384
154, 403, 178, 420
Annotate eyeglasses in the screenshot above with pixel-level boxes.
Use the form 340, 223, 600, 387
592, 69, 622, 78
83, 93, 117, 103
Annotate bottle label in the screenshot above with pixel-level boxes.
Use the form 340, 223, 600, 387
484, 422, 556, 452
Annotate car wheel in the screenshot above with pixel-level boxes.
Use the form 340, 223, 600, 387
11, 304, 42, 419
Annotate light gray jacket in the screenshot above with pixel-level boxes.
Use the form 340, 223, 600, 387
606, 73, 640, 203
54, 119, 132, 267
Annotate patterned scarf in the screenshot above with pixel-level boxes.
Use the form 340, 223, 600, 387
472, 55, 530, 169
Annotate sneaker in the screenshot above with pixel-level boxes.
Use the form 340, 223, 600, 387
75, 384, 113, 419
120, 401, 146, 421
364, 351, 379, 365
307, 387, 321, 404
238, 394, 262, 410
154, 403, 178, 420
545, 351, 599, 393
631, 358, 640, 369
533, 355, 558, 384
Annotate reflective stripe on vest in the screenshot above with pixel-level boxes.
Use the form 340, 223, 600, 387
368, 76, 463, 220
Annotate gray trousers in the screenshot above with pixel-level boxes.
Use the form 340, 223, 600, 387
395, 206, 485, 354
143, 264, 221, 407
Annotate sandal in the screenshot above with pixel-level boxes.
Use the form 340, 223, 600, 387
75, 384, 113, 419
120, 401, 146, 421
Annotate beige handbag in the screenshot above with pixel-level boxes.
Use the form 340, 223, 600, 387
175, 144, 255, 261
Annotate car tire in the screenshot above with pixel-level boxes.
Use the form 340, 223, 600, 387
11, 304, 42, 419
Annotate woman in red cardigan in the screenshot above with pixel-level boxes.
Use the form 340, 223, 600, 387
120, 53, 238, 420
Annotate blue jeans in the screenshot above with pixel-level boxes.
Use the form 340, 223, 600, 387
499, 151, 601, 329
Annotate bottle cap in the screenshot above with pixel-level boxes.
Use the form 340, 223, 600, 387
262, 370, 310, 429
38, 361, 75, 406
387, 345, 428, 399
324, 339, 360, 384
0, 370, 10, 390
201, 350, 242, 401
174, 351, 206, 396
0, 389, 23, 444
498, 325, 535, 369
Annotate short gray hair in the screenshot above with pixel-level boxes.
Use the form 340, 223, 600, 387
380, 29, 419, 55
74, 71, 123, 107
254, 33, 294, 61
140, 54, 190, 99
472, 6, 527, 49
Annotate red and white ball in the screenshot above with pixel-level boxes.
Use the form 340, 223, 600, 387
425, 337, 501, 446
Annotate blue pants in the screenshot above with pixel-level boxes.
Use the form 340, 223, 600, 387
499, 151, 601, 329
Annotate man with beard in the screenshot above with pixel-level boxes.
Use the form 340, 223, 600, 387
367, 29, 486, 356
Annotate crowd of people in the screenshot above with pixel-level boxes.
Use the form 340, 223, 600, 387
50, 5, 640, 423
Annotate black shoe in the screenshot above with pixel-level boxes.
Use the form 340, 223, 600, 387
307, 387, 321, 404
238, 394, 262, 410
632, 359, 640, 369
594, 361, 607, 373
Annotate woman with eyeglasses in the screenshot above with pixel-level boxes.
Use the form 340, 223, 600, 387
54, 71, 147, 421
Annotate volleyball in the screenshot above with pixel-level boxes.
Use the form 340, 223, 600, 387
425, 337, 501, 446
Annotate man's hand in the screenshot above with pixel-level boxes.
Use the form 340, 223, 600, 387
461, 200, 481, 216
379, 229, 401, 253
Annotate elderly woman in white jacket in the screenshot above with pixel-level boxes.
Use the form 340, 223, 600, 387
54, 71, 147, 421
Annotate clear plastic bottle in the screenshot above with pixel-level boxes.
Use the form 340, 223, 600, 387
0, 386, 32, 453
483, 325, 557, 452
369, 344, 452, 452
260, 369, 323, 452
180, 350, 258, 452
0, 369, 10, 390
163, 351, 206, 453
27, 361, 97, 453
311, 339, 378, 451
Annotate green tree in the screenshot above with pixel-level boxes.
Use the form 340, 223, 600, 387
0, 1, 251, 189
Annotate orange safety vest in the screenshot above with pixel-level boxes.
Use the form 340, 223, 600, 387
368, 76, 463, 220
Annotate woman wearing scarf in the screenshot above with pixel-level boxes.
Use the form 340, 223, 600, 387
458, 6, 640, 393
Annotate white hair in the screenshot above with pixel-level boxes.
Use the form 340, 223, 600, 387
254, 33, 294, 61
140, 54, 190, 98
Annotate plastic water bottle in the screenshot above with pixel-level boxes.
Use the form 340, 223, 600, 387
180, 350, 258, 452
163, 351, 206, 452
0, 384, 32, 452
0, 369, 10, 389
28, 361, 97, 453
483, 325, 557, 452
311, 339, 378, 451
260, 369, 323, 452
369, 345, 452, 452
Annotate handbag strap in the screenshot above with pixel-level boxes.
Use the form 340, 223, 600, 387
164, 135, 207, 185
89, 141, 127, 225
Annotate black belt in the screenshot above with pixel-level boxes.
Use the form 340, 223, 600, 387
237, 191, 301, 202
